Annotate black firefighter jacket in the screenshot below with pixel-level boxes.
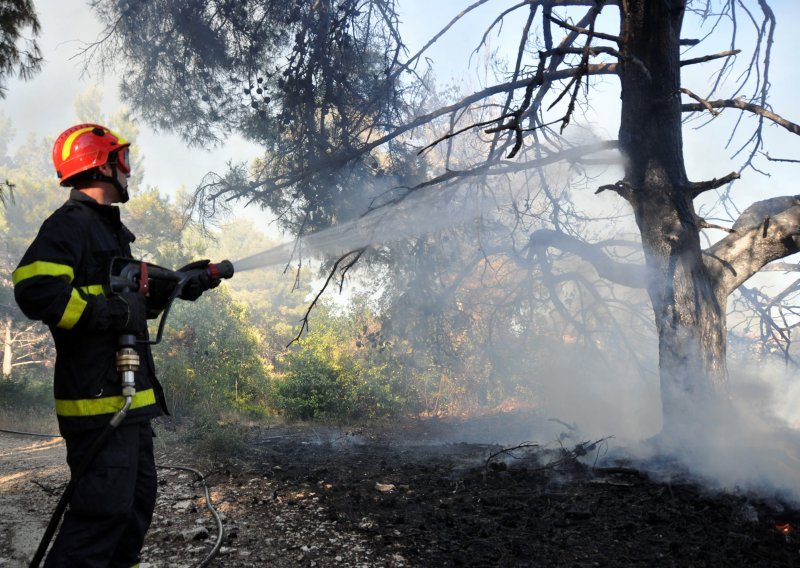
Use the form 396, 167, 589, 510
13, 191, 168, 435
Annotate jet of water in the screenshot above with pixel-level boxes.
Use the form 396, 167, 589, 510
232, 186, 489, 273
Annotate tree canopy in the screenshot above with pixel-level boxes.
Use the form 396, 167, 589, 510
0, 0, 41, 98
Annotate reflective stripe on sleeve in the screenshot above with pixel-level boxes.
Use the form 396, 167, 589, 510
12, 261, 75, 285
55, 388, 157, 417
78, 284, 106, 296
56, 289, 88, 329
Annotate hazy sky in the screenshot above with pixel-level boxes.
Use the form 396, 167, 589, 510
2, 1, 798, 215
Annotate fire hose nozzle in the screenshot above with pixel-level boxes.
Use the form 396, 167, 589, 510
207, 260, 234, 282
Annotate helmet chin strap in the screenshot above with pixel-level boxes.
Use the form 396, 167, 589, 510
92, 163, 129, 203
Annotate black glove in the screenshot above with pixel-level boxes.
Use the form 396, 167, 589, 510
146, 277, 177, 315
108, 291, 148, 333
177, 259, 217, 301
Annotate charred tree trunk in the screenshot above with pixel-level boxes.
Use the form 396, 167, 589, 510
618, 0, 728, 438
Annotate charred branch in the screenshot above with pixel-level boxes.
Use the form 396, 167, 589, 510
679, 88, 720, 116
409, 141, 619, 193
737, 284, 798, 365
681, 99, 800, 136
289, 248, 366, 345
203, 64, 620, 207
684, 171, 740, 198
704, 196, 800, 298
546, 15, 620, 44
527, 229, 645, 289
596, 180, 633, 201
680, 49, 740, 67
395, 0, 492, 78
695, 216, 735, 234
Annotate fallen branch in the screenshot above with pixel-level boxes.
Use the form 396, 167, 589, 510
485, 442, 540, 472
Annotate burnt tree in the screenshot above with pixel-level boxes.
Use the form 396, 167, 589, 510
87, 0, 800, 438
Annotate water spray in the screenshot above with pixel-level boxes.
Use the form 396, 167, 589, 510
232, 186, 491, 273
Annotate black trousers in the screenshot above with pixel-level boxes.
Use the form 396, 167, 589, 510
44, 421, 157, 568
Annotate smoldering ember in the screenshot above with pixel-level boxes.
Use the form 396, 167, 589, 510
1, 1, 800, 567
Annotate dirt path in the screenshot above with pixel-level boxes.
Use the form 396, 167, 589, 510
0, 433, 66, 567
0, 427, 405, 567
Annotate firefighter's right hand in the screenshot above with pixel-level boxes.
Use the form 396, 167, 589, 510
109, 292, 148, 333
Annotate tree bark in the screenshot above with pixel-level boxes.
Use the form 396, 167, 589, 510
618, 0, 728, 438
2, 317, 12, 379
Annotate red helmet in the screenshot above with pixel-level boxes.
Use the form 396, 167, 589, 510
52, 123, 131, 186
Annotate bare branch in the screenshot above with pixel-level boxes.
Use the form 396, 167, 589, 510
685, 171, 740, 198
528, 229, 645, 289
288, 248, 366, 346
409, 141, 620, 192
679, 87, 720, 116
682, 98, 800, 136
395, 0, 493, 78
546, 15, 620, 44
680, 49, 740, 67
762, 152, 800, 164
705, 196, 800, 297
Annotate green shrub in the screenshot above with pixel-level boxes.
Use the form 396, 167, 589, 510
272, 312, 411, 421
152, 288, 272, 418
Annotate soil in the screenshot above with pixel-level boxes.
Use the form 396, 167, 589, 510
1, 412, 799, 567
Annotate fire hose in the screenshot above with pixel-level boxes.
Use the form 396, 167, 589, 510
23, 258, 234, 567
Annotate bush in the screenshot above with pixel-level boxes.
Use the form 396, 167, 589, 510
0, 374, 57, 433
274, 345, 351, 420
272, 313, 411, 421
152, 288, 272, 418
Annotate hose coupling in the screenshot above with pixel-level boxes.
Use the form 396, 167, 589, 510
116, 346, 139, 397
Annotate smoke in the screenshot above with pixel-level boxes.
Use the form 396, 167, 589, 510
588, 361, 800, 504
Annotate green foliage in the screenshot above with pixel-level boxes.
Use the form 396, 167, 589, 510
0, 371, 51, 408
273, 305, 413, 421
0, 0, 41, 98
153, 286, 272, 418
88, 0, 419, 234
126, 187, 189, 267
206, 218, 313, 354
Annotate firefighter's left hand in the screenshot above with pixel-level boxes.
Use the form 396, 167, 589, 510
178, 259, 218, 301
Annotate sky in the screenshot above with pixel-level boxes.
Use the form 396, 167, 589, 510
3, 1, 798, 213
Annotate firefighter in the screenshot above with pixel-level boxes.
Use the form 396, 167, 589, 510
13, 124, 212, 567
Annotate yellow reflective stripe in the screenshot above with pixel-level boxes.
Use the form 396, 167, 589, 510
61, 126, 128, 161
61, 126, 96, 161
56, 289, 87, 329
55, 389, 157, 417
12, 261, 74, 285
110, 129, 128, 146
78, 284, 106, 296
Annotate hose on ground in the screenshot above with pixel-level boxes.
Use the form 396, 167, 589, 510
156, 464, 225, 567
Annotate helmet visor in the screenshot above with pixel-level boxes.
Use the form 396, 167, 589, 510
115, 148, 131, 175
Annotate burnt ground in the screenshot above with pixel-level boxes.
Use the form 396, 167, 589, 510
2, 412, 800, 567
